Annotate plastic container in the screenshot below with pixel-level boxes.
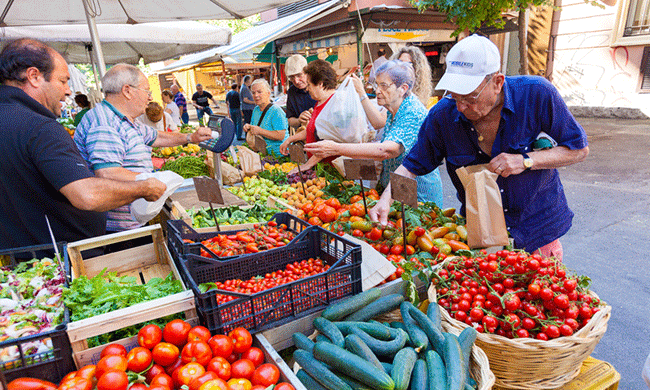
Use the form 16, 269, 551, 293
0, 242, 75, 386
182, 226, 361, 334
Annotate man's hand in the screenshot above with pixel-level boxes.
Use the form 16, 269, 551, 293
280, 139, 291, 155
488, 152, 526, 177
190, 127, 212, 143
368, 187, 392, 226
143, 178, 167, 201
299, 108, 313, 126
304, 140, 338, 159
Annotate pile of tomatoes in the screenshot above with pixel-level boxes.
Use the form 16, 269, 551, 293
198, 221, 297, 258
11, 319, 295, 390
434, 250, 605, 340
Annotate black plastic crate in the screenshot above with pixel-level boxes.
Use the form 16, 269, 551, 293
182, 226, 361, 335
167, 213, 310, 285
0, 242, 75, 386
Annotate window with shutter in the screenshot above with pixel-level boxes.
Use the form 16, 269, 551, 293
640, 47, 650, 92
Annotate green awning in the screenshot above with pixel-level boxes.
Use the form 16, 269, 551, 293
255, 41, 274, 63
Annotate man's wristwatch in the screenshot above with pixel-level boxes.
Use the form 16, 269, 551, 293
186, 133, 192, 145
522, 153, 534, 170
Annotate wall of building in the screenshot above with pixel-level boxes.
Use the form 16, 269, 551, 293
551, 0, 650, 117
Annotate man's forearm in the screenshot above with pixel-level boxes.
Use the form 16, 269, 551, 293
61, 177, 160, 212
152, 131, 189, 147
528, 146, 589, 170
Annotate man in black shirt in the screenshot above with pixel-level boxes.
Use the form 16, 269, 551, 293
0, 39, 165, 253
284, 55, 316, 130
191, 83, 220, 125
225, 83, 243, 140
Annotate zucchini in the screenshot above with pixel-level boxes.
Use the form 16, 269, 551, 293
350, 326, 407, 357
442, 332, 466, 390
402, 302, 445, 353
322, 288, 382, 321
426, 300, 443, 331
458, 327, 478, 383
294, 349, 352, 390
335, 321, 392, 339
344, 334, 384, 372
313, 341, 395, 390
344, 294, 405, 322
314, 317, 345, 348
425, 350, 446, 390
389, 322, 411, 345
409, 359, 428, 390
391, 347, 417, 390
399, 302, 429, 352
296, 369, 329, 390
293, 332, 315, 353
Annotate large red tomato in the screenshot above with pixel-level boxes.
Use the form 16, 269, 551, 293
198, 379, 230, 390
176, 362, 206, 387
208, 334, 234, 358
228, 328, 253, 354
181, 340, 213, 366
58, 377, 93, 390
145, 364, 166, 384
240, 347, 264, 368
189, 371, 220, 390
138, 324, 163, 349
127, 346, 153, 373
99, 343, 127, 358
231, 359, 255, 380
187, 326, 212, 343
206, 356, 232, 381
275, 383, 296, 390
97, 370, 128, 390
152, 342, 180, 367
251, 363, 280, 387
227, 378, 252, 390
163, 319, 192, 347
150, 373, 174, 389
96, 355, 127, 379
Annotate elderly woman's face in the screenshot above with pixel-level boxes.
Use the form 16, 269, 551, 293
251, 83, 270, 106
398, 53, 413, 63
375, 73, 404, 109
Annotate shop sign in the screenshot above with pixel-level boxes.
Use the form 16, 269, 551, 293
362, 28, 455, 43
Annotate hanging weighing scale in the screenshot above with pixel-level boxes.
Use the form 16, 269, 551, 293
198, 115, 236, 185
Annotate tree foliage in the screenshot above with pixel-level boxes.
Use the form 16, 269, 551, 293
202, 14, 261, 35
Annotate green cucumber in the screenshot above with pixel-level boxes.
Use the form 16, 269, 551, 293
344, 294, 405, 322
391, 347, 417, 390
334, 321, 392, 339
349, 326, 407, 357
425, 350, 446, 390
313, 341, 395, 390
294, 349, 352, 390
344, 334, 384, 372
400, 302, 429, 352
336, 373, 376, 390
403, 302, 445, 353
426, 300, 443, 331
410, 359, 427, 390
314, 317, 345, 348
322, 288, 382, 321
458, 327, 478, 383
316, 334, 331, 343
293, 332, 315, 353
296, 369, 329, 390
380, 362, 393, 373
442, 332, 466, 390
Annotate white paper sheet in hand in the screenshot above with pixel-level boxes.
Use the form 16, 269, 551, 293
130, 171, 184, 224
343, 234, 396, 290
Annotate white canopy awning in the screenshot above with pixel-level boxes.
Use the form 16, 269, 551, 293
158, 0, 347, 73
0, 21, 232, 64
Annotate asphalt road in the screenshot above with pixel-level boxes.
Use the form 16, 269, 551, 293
438, 117, 650, 389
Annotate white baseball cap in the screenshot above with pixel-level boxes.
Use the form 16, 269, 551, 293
285, 54, 308, 77
435, 34, 501, 95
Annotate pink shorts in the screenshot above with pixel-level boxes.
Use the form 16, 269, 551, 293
533, 239, 563, 262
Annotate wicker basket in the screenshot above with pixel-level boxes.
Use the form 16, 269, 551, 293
429, 285, 611, 389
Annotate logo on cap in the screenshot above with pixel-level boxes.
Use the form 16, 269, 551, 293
450, 61, 473, 68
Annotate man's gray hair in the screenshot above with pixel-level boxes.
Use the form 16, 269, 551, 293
102, 63, 144, 94
251, 78, 271, 93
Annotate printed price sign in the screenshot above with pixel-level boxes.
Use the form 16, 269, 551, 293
193, 176, 224, 205
344, 159, 377, 181
390, 173, 418, 209
288, 143, 307, 164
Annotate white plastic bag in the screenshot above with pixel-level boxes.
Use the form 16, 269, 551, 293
314, 78, 368, 144
130, 171, 184, 224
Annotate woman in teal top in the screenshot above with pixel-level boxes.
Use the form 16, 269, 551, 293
72, 93, 90, 127
243, 79, 288, 156
304, 60, 444, 206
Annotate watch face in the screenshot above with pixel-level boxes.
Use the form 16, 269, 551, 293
524, 158, 533, 168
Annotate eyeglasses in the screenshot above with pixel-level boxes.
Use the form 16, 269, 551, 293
448, 74, 495, 105
288, 73, 305, 82
375, 82, 395, 92
129, 85, 152, 97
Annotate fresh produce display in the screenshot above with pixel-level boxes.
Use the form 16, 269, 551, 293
196, 221, 298, 258
286, 169, 317, 184
62, 270, 183, 347
56, 117, 75, 136
0, 258, 66, 365
279, 177, 327, 208
188, 204, 281, 229
263, 162, 297, 173
292, 288, 481, 390
199, 257, 329, 304
227, 177, 291, 204
433, 250, 606, 340
153, 144, 204, 159
161, 155, 211, 179
9, 319, 295, 390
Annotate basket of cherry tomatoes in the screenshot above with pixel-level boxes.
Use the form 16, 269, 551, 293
429, 250, 611, 390
8, 319, 296, 390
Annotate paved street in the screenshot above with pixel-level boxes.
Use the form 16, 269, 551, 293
439, 117, 650, 389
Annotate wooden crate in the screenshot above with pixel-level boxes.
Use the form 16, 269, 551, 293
65, 224, 197, 368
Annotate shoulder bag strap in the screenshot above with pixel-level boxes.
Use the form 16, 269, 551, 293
257, 104, 272, 127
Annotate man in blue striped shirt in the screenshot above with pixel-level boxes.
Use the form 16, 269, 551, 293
75, 63, 211, 232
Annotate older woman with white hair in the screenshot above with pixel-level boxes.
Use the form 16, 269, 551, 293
243, 78, 288, 156
304, 60, 444, 205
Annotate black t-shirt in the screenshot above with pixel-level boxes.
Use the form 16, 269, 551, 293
286, 85, 317, 120
225, 90, 241, 110
192, 91, 213, 107
0, 85, 106, 252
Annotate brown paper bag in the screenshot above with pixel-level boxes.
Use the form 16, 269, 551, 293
220, 161, 243, 185
236, 146, 262, 176
456, 164, 509, 248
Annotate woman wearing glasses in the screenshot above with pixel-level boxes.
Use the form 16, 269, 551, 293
304, 60, 444, 205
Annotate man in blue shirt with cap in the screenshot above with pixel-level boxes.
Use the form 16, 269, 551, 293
369, 34, 589, 260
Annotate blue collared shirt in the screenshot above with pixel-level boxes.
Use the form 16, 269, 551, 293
403, 76, 588, 252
